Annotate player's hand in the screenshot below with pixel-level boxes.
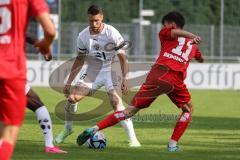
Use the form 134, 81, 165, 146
121, 78, 129, 95
34, 38, 52, 59
192, 36, 201, 45
63, 84, 71, 98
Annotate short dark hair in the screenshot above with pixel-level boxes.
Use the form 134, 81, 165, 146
161, 11, 185, 28
87, 5, 103, 15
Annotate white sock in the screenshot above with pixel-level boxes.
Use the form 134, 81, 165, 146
117, 106, 138, 141
64, 101, 78, 130
168, 139, 177, 147
120, 119, 138, 141
35, 106, 54, 148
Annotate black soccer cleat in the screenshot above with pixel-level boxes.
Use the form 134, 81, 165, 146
76, 128, 95, 145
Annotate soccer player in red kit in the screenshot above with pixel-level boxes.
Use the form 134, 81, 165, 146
76, 11, 204, 152
0, 0, 55, 159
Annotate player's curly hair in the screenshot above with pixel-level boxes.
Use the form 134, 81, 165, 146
87, 5, 103, 15
162, 11, 185, 29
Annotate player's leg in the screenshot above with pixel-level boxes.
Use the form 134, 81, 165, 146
167, 84, 193, 152
76, 105, 140, 145
55, 84, 91, 144
0, 78, 25, 160
56, 65, 101, 144
95, 80, 168, 131
0, 124, 20, 160
105, 70, 141, 147
76, 85, 145, 146
76, 64, 173, 145
107, 89, 141, 147
26, 87, 66, 153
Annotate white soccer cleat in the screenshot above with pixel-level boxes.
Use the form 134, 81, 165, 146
128, 139, 141, 147
167, 145, 180, 152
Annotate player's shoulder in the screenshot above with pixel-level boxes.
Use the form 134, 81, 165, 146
159, 27, 175, 43
104, 24, 121, 36
105, 24, 118, 31
159, 27, 172, 36
78, 26, 90, 38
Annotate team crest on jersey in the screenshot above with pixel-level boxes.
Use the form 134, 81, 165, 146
93, 44, 100, 50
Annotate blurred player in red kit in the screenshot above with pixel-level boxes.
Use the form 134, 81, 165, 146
0, 0, 55, 159
77, 11, 204, 152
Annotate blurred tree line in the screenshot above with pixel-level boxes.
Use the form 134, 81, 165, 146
62, 0, 240, 25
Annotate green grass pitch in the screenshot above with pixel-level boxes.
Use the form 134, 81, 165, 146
12, 87, 240, 160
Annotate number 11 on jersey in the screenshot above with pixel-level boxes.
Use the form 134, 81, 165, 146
171, 37, 193, 61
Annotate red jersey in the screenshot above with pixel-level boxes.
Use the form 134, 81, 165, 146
156, 27, 202, 76
0, 0, 49, 79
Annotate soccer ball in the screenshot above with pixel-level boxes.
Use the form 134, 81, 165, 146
84, 131, 107, 149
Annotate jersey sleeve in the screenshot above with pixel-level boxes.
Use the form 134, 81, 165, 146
194, 47, 203, 61
29, 0, 49, 18
76, 34, 87, 54
111, 27, 125, 54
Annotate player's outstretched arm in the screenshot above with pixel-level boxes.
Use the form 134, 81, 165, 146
117, 52, 129, 95
171, 29, 201, 45
34, 12, 56, 56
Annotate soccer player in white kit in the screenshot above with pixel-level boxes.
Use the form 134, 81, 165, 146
55, 5, 141, 147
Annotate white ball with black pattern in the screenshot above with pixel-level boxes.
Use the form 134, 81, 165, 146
84, 131, 107, 149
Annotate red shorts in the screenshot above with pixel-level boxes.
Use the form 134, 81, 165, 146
131, 64, 191, 109
0, 78, 26, 126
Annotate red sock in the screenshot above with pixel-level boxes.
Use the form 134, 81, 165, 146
0, 140, 14, 160
97, 111, 126, 130
171, 112, 192, 142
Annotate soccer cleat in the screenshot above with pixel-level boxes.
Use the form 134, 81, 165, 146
54, 128, 73, 144
76, 128, 95, 146
167, 145, 180, 152
129, 139, 141, 147
44, 146, 67, 154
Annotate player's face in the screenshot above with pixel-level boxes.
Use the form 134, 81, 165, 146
163, 21, 177, 29
88, 14, 103, 32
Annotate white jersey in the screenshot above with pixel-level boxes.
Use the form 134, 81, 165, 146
76, 24, 124, 71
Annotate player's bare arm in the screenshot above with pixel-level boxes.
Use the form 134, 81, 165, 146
64, 54, 86, 97
171, 29, 201, 44
117, 52, 129, 95
34, 12, 56, 56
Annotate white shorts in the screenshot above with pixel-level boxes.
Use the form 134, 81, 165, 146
75, 68, 120, 92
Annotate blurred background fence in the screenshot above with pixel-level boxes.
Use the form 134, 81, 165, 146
26, 0, 240, 63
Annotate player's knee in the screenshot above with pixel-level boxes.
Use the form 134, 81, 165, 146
2, 126, 20, 145
123, 106, 138, 119
68, 95, 75, 103
26, 89, 44, 112
182, 101, 193, 113
26, 98, 44, 112
122, 110, 132, 119
68, 94, 83, 103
